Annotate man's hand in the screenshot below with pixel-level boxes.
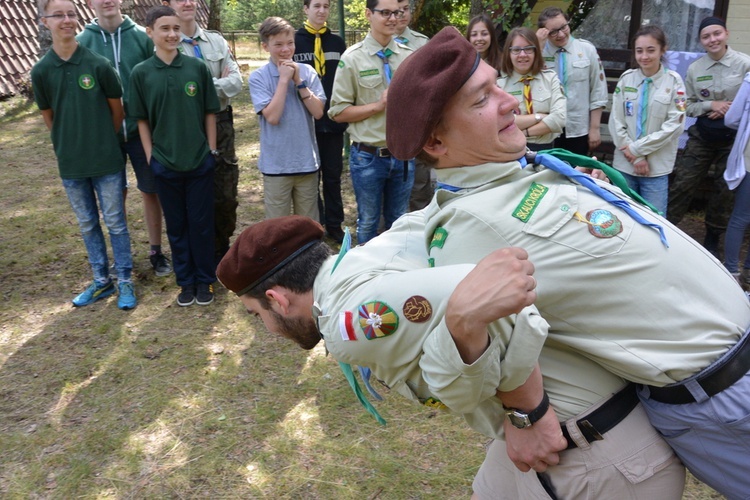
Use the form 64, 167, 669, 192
536, 27, 549, 45
588, 127, 602, 150
504, 406, 567, 473
376, 88, 389, 112
708, 100, 732, 119
445, 248, 536, 364
633, 159, 650, 176
619, 144, 637, 163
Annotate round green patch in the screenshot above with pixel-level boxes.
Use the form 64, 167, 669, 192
78, 74, 95, 90
185, 82, 198, 97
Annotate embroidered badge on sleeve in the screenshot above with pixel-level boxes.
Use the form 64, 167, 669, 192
358, 301, 399, 340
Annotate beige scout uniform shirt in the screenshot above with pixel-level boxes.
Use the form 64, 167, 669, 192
328, 33, 412, 147
497, 69, 566, 145
313, 213, 627, 438
609, 67, 686, 177
179, 26, 242, 111
425, 161, 750, 387
395, 27, 429, 50
685, 47, 750, 117
542, 37, 608, 138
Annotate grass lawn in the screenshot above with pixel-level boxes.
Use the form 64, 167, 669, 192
0, 70, 724, 498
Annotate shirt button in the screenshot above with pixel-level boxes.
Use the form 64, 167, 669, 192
560, 204, 570, 212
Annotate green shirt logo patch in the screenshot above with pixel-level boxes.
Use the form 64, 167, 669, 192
696, 75, 713, 82
359, 69, 380, 77
509, 90, 522, 96
185, 82, 198, 97
338, 60, 345, 68
78, 74, 95, 90
614, 86, 621, 94
623, 86, 638, 93
513, 182, 548, 223
429, 227, 448, 250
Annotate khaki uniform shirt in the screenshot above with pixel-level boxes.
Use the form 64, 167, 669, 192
685, 47, 750, 117
313, 213, 627, 438
609, 67, 686, 176
394, 27, 429, 50
542, 37, 608, 138
425, 161, 750, 386
328, 32, 413, 146
498, 69, 566, 145
179, 26, 242, 111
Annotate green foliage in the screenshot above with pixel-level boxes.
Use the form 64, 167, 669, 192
343, 0, 368, 31
413, 0, 470, 37
222, 0, 343, 31
484, 0, 532, 32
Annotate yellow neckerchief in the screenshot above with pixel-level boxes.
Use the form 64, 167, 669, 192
303, 20, 327, 77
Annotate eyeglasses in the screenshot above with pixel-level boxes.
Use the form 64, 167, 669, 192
548, 23, 570, 37
371, 8, 405, 20
41, 12, 78, 20
509, 45, 536, 55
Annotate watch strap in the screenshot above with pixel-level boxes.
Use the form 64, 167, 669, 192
504, 391, 550, 427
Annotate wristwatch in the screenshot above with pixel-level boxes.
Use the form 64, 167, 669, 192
503, 391, 550, 429
210, 149, 220, 157
296, 80, 308, 89
534, 113, 542, 123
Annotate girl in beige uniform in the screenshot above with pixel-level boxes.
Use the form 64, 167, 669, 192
609, 25, 685, 215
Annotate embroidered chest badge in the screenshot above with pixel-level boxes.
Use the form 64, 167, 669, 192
78, 74, 95, 90
185, 81, 198, 96
582, 209, 623, 238
429, 227, 448, 250
513, 182, 549, 223
358, 301, 399, 339
402, 295, 432, 323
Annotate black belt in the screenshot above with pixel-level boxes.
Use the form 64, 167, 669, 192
561, 384, 638, 450
216, 105, 233, 122
646, 330, 750, 405
352, 142, 391, 157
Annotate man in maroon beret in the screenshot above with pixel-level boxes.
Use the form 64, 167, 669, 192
387, 26, 750, 499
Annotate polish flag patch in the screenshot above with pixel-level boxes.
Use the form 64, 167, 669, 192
339, 311, 357, 341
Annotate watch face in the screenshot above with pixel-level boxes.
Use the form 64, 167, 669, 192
506, 410, 532, 429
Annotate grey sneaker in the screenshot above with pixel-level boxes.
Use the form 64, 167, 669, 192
150, 253, 172, 277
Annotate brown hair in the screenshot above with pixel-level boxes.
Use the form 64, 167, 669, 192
466, 15, 501, 72
500, 27, 544, 77
537, 6, 568, 28
259, 16, 295, 43
631, 24, 668, 68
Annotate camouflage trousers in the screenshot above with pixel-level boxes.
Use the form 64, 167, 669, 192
214, 107, 239, 258
667, 125, 735, 231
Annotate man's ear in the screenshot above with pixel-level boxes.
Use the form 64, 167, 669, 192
423, 132, 448, 158
265, 288, 291, 314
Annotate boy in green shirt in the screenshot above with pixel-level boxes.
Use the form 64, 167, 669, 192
31, 0, 137, 310
129, 5, 220, 306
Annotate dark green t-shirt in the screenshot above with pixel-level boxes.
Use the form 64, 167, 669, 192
30, 44, 125, 179
129, 52, 221, 171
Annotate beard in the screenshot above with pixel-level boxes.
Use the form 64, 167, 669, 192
268, 309, 322, 350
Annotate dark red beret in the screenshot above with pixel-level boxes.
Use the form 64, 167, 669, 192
216, 216, 324, 295
386, 26, 480, 160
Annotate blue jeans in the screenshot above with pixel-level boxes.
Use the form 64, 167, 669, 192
620, 172, 669, 216
349, 144, 414, 244
724, 173, 750, 274
151, 155, 215, 287
62, 171, 132, 283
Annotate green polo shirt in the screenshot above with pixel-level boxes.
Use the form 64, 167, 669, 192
129, 52, 220, 171
31, 44, 125, 179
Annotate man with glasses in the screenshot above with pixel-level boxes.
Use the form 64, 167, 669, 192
537, 7, 607, 156
166, 0, 243, 267
328, 0, 414, 244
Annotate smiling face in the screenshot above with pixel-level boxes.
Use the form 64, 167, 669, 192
699, 24, 729, 60
634, 34, 665, 77
262, 31, 295, 64
509, 35, 536, 75
304, 0, 330, 29
366, 0, 401, 42
430, 60, 526, 168
468, 20, 492, 56
41, 0, 79, 42
87, 0, 122, 20
542, 13, 570, 48
168, 0, 196, 24
146, 14, 181, 53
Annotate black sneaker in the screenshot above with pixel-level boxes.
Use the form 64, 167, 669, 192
150, 252, 173, 277
196, 283, 214, 305
177, 286, 195, 307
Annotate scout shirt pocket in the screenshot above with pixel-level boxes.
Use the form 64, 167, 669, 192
356, 69, 385, 105
650, 91, 673, 122
569, 59, 591, 82
518, 182, 634, 258
532, 84, 553, 113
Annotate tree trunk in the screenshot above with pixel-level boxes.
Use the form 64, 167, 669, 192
207, 0, 221, 31
470, 0, 484, 17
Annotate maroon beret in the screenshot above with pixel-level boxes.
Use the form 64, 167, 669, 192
386, 26, 480, 160
216, 216, 324, 295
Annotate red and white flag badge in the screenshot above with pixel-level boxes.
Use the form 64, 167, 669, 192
339, 310, 357, 341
